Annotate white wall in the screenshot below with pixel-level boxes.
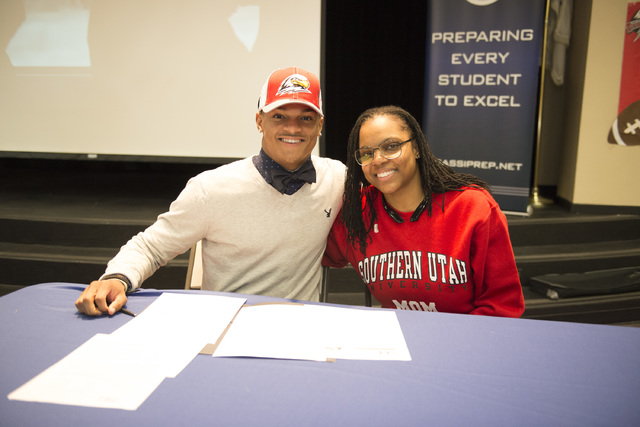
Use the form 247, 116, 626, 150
558, 0, 640, 208
0, 0, 321, 161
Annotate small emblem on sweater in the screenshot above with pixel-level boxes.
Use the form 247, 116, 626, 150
324, 208, 332, 218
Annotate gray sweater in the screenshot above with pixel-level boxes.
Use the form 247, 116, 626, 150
102, 155, 345, 301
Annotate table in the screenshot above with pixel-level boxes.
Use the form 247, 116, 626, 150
2, 283, 639, 426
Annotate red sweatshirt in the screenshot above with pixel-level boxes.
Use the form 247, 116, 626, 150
323, 187, 525, 317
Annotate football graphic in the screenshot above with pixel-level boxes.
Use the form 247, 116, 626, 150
608, 100, 640, 146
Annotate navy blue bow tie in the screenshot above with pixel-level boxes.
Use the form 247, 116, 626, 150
270, 161, 316, 194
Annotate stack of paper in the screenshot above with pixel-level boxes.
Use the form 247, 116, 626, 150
213, 303, 412, 362
8, 293, 246, 410
8, 294, 412, 411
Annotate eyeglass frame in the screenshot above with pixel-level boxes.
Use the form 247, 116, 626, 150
354, 138, 413, 166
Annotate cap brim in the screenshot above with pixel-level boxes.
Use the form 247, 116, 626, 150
260, 99, 323, 117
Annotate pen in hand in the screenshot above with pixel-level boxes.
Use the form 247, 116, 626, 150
120, 308, 137, 317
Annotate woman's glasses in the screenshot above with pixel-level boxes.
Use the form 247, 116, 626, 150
355, 138, 412, 166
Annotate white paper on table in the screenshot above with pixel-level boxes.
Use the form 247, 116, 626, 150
8, 334, 167, 410
304, 305, 412, 361
8, 293, 247, 410
212, 304, 411, 362
213, 304, 328, 361
111, 292, 246, 377
112, 293, 246, 344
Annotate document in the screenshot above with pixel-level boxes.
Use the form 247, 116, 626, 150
305, 304, 412, 361
8, 294, 411, 411
8, 333, 168, 410
111, 292, 246, 377
213, 303, 328, 361
213, 303, 412, 362
8, 293, 246, 410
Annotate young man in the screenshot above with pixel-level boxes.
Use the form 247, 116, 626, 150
76, 67, 345, 316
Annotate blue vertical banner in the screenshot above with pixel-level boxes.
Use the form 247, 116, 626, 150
423, 0, 546, 213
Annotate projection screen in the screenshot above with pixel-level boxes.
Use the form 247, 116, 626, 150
0, 0, 322, 162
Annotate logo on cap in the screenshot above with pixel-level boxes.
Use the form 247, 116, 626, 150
258, 67, 323, 116
277, 74, 312, 96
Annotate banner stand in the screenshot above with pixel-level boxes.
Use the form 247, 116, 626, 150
530, 0, 554, 209
423, 0, 547, 214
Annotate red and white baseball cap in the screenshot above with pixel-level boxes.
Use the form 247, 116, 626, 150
257, 67, 323, 116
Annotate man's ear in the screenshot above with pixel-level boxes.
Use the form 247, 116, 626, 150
256, 112, 263, 132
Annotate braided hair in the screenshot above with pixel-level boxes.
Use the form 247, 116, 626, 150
341, 105, 490, 255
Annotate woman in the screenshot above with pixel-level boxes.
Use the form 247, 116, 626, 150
323, 106, 524, 317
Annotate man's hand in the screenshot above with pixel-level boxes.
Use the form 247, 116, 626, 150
75, 279, 128, 316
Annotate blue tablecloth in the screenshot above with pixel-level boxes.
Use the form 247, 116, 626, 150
2, 283, 639, 426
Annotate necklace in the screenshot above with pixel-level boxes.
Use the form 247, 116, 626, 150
382, 196, 428, 223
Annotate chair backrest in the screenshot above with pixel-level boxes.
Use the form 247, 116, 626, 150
321, 266, 328, 303
185, 240, 203, 290
321, 266, 372, 307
